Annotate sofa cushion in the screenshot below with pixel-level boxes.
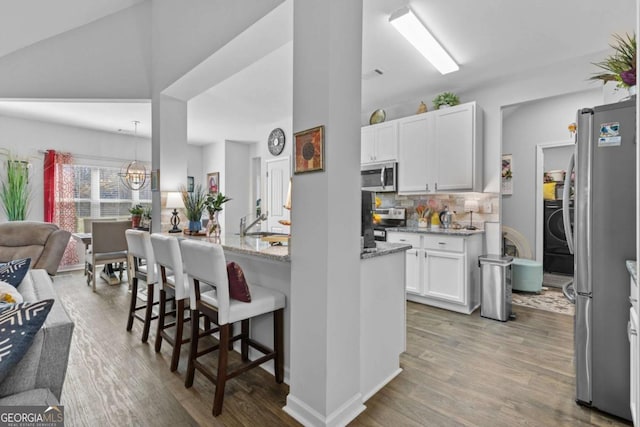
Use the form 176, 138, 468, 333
0, 258, 31, 287
0, 299, 54, 383
0, 388, 59, 406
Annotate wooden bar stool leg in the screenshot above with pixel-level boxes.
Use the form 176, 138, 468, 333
141, 282, 154, 343
155, 288, 167, 352
241, 319, 250, 362
274, 308, 284, 384
228, 323, 234, 351
185, 308, 199, 388
170, 299, 185, 372
212, 323, 230, 417
126, 276, 138, 332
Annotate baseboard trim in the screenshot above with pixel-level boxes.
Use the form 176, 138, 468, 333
284, 392, 366, 427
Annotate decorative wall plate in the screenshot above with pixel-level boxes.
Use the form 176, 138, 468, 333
369, 109, 386, 125
268, 128, 286, 156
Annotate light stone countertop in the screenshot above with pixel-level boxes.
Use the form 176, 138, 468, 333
386, 226, 485, 237
360, 242, 412, 260
627, 260, 637, 283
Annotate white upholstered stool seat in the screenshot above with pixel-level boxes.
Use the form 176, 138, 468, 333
200, 284, 285, 324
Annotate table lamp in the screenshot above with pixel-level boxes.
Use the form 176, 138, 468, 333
166, 192, 184, 233
464, 199, 479, 230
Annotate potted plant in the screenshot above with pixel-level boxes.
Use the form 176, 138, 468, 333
129, 204, 144, 228
433, 92, 460, 109
0, 151, 30, 221
203, 192, 232, 237
181, 184, 207, 232
591, 33, 636, 92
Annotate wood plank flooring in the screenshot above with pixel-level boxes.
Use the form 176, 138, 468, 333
52, 271, 629, 426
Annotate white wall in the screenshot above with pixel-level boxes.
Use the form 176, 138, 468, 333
545, 145, 574, 172
224, 141, 251, 234
501, 88, 601, 257
0, 115, 151, 222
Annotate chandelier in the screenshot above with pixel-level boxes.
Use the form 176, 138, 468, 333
118, 121, 149, 191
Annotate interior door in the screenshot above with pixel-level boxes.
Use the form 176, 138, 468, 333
266, 157, 290, 233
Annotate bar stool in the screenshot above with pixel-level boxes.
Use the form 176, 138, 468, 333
125, 229, 160, 343
180, 239, 285, 416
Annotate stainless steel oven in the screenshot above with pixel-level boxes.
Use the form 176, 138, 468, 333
361, 161, 397, 192
373, 208, 406, 241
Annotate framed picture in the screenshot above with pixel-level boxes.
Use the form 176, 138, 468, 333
501, 154, 513, 195
207, 172, 220, 195
151, 169, 159, 192
187, 176, 194, 192
294, 125, 324, 174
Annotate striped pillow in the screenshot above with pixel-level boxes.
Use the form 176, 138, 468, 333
0, 258, 31, 288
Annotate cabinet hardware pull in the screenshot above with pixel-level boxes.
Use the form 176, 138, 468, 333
438, 242, 446, 245
415, 251, 418, 257
426, 183, 429, 192
435, 182, 438, 191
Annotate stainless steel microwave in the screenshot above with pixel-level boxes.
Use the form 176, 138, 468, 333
361, 161, 397, 192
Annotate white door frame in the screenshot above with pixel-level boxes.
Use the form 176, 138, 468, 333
265, 156, 291, 232
535, 140, 574, 263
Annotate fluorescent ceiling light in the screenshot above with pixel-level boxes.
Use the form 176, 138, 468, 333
389, 7, 459, 75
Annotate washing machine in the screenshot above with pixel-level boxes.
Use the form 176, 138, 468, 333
543, 200, 574, 274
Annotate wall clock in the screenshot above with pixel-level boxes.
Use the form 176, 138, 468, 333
268, 128, 286, 156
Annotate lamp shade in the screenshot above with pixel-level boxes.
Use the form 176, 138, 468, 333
464, 200, 479, 213
165, 192, 185, 209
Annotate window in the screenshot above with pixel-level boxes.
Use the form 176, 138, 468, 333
66, 163, 151, 231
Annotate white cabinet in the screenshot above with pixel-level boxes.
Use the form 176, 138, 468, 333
397, 101, 483, 194
387, 231, 483, 314
361, 121, 398, 164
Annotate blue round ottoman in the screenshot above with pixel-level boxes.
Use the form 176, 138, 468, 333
512, 258, 543, 293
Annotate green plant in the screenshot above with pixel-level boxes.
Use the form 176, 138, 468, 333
128, 204, 144, 216
591, 33, 636, 88
0, 152, 30, 221
204, 192, 232, 217
181, 184, 207, 221
142, 206, 152, 219
433, 92, 460, 109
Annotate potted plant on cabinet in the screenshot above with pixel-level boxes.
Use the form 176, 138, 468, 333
203, 192, 232, 238
0, 151, 30, 221
433, 92, 460, 110
181, 184, 207, 232
590, 33, 636, 94
129, 204, 144, 228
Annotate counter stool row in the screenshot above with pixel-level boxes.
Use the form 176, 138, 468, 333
123, 230, 286, 416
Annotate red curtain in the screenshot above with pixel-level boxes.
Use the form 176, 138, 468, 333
43, 150, 78, 266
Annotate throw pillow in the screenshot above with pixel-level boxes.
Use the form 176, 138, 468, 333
0, 258, 31, 288
0, 299, 54, 382
0, 281, 23, 304
226, 262, 251, 302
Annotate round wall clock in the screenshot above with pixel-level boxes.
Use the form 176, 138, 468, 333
268, 128, 286, 156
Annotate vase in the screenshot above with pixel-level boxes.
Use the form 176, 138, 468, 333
188, 220, 201, 232
418, 217, 431, 228
131, 215, 141, 229
206, 211, 221, 238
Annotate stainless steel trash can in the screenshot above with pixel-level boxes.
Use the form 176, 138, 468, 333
478, 254, 514, 321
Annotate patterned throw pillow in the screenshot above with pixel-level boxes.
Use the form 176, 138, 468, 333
0, 258, 31, 288
0, 299, 54, 382
226, 262, 251, 302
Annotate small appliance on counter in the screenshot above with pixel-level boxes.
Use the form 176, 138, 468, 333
439, 206, 455, 229
361, 190, 376, 249
372, 207, 406, 241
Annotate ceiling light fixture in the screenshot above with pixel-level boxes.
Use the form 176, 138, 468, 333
389, 7, 459, 75
118, 120, 149, 191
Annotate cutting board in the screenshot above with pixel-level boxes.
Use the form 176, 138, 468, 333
260, 235, 290, 244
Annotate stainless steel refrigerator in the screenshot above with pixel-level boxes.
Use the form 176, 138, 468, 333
564, 99, 636, 421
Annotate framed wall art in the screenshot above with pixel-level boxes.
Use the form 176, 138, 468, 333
187, 176, 194, 192
207, 172, 220, 195
294, 125, 324, 174
501, 154, 513, 195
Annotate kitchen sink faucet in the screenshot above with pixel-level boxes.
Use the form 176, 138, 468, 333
240, 212, 268, 237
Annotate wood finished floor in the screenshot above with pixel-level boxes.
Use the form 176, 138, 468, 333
53, 271, 629, 426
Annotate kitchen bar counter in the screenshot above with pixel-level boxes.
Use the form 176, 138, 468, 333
387, 226, 485, 237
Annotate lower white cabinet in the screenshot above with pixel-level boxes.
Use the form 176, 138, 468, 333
387, 231, 483, 314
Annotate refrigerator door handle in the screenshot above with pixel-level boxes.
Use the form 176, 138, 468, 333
563, 153, 575, 254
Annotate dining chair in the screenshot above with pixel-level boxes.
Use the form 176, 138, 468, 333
125, 229, 159, 343
82, 217, 117, 276
180, 239, 285, 416
86, 220, 130, 292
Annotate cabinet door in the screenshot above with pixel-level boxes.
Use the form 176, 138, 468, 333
424, 250, 465, 304
361, 126, 376, 164
374, 121, 398, 162
630, 307, 639, 425
405, 248, 421, 294
398, 114, 435, 193
435, 103, 474, 191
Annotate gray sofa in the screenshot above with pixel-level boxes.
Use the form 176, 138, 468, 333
0, 221, 71, 276
0, 269, 74, 405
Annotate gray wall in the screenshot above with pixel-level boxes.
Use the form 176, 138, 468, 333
502, 88, 601, 257
545, 145, 574, 173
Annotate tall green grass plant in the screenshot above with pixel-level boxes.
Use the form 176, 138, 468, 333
0, 152, 30, 221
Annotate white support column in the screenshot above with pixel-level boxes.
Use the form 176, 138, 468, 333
284, 1, 364, 426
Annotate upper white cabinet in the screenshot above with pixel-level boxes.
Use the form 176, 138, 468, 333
361, 121, 398, 164
397, 101, 483, 194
